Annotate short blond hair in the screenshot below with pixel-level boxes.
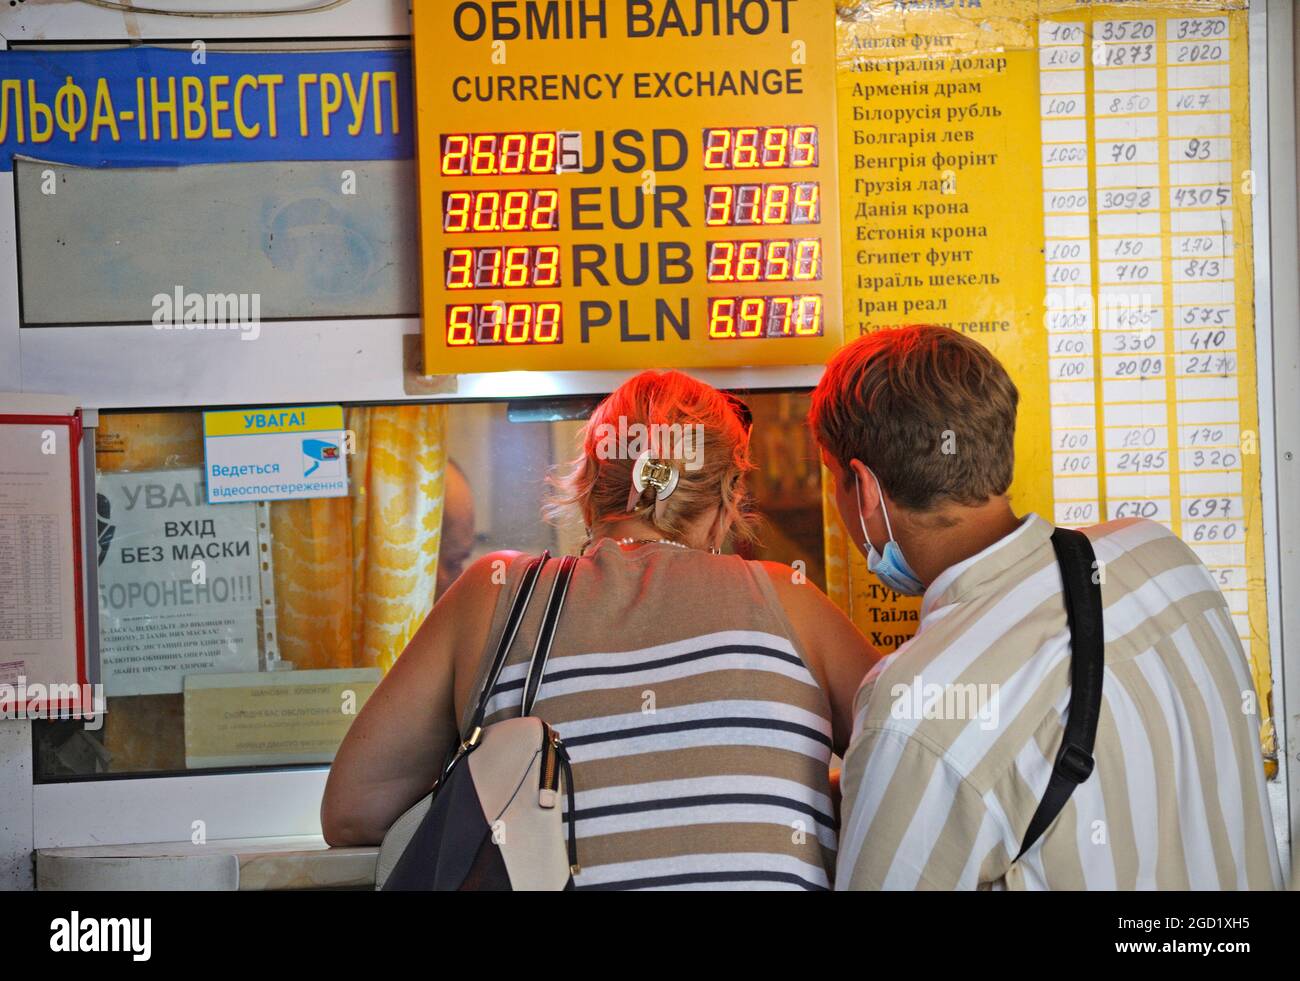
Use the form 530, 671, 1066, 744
546, 370, 757, 545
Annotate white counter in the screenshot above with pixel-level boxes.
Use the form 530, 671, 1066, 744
36, 836, 378, 891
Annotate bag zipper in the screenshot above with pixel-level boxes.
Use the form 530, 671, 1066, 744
538, 722, 581, 877
539, 725, 560, 802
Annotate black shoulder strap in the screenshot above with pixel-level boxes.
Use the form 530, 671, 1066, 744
521, 554, 578, 717
1016, 527, 1105, 861
466, 551, 549, 736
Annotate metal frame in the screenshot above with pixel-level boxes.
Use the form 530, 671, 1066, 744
1262, 0, 1299, 882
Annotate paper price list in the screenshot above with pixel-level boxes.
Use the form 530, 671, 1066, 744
0, 513, 64, 643
1039, 11, 1253, 652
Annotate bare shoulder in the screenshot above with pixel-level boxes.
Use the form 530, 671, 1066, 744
754, 559, 838, 617
753, 559, 867, 657
406, 550, 525, 674
459, 549, 528, 590
442, 550, 527, 639
753, 560, 877, 755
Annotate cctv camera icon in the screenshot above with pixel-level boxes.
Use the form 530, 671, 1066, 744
302, 439, 340, 477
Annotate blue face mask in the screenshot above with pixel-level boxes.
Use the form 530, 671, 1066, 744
855, 468, 926, 596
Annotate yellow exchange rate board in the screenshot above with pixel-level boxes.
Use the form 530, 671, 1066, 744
825, 0, 1273, 758
413, 0, 845, 373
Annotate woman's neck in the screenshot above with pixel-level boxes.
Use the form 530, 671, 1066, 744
590, 515, 703, 549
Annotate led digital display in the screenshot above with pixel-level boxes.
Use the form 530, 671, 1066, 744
445, 246, 561, 290
440, 132, 559, 176
708, 296, 824, 339
414, 1, 842, 373
705, 239, 822, 282
705, 182, 820, 226
443, 189, 560, 233
446, 302, 563, 346
702, 126, 819, 170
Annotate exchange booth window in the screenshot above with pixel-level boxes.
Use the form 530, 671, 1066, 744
32, 393, 825, 779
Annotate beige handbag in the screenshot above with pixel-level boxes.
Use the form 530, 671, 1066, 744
376, 553, 580, 891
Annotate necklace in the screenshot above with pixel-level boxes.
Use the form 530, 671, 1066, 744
615, 537, 690, 550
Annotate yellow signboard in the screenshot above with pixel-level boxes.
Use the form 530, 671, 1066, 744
826, 0, 1272, 758
413, 0, 844, 373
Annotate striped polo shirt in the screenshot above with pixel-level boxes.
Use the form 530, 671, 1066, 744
836, 514, 1282, 890
469, 542, 837, 891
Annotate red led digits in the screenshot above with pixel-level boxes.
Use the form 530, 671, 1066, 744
705, 239, 822, 282
473, 248, 503, 288
505, 301, 532, 341
792, 182, 818, 221
761, 184, 789, 224
446, 248, 472, 290
737, 297, 765, 337
532, 189, 560, 228
500, 132, 527, 174
502, 247, 530, 288
703, 128, 732, 169
736, 242, 762, 282
706, 242, 733, 281
446, 302, 563, 346
761, 127, 789, 167
764, 241, 791, 281
791, 126, 817, 167
702, 126, 818, 170
733, 128, 760, 168
443, 190, 560, 232
704, 183, 820, 226
707, 296, 823, 339
532, 246, 559, 287
528, 133, 558, 174
444, 246, 562, 289
447, 304, 476, 346
440, 132, 558, 176
444, 192, 471, 232
442, 134, 470, 176
705, 185, 734, 225
792, 239, 820, 280
534, 302, 561, 343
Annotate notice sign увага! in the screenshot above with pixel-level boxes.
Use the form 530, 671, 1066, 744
203, 405, 348, 503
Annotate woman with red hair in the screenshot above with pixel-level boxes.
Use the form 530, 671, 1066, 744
324, 370, 876, 890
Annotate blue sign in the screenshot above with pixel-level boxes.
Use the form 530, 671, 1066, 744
0, 46, 413, 171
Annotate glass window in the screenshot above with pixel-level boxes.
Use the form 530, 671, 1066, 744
15, 41, 416, 328
33, 391, 825, 780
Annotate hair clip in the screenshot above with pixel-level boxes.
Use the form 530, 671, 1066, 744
626, 450, 680, 519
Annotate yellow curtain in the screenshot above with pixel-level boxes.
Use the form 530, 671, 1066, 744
269, 404, 448, 673
348, 404, 448, 673
268, 496, 354, 670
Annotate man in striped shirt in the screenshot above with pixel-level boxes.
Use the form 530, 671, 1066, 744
810, 325, 1282, 890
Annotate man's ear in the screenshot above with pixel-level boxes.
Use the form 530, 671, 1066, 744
849, 459, 881, 517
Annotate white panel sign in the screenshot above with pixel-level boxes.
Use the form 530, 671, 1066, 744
96, 468, 271, 696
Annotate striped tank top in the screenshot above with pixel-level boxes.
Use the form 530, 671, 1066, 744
465, 540, 836, 890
